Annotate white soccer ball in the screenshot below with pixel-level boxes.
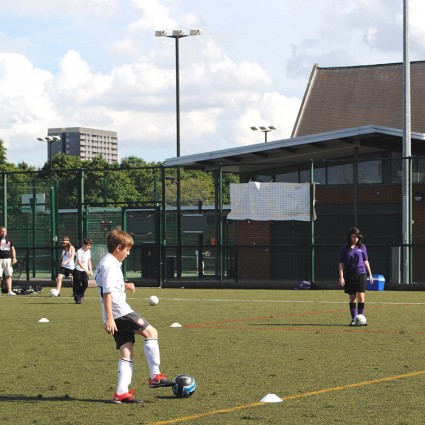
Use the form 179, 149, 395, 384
148, 295, 159, 306
49, 288, 59, 297
354, 314, 367, 326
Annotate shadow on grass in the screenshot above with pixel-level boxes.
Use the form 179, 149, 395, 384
0, 394, 116, 404
25, 302, 78, 305
154, 395, 180, 400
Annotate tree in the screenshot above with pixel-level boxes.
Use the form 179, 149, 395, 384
47, 154, 84, 209
0, 139, 7, 167
120, 156, 163, 205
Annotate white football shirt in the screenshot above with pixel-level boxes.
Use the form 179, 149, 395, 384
75, 247, 91, 272
95, 253, 133, 323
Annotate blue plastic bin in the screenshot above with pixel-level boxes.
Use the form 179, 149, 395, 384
367, 274, 385, 291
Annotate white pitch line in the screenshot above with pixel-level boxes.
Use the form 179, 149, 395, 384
139, 297, 425, 306
13, 295, 425, 306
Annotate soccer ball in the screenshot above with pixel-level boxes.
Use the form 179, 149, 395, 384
354, 314, 367, 326
148, 295, 159, 306
49, 288, 59, 297
172, 374, 197, 398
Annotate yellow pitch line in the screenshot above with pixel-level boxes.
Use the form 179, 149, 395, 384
148, 370, 425, 425
282, 369, 425, 400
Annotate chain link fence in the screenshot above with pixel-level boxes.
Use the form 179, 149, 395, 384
1, 157, 424, 287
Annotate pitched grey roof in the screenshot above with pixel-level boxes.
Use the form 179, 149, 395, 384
165, 125, 425, 173
292, 61, 425, 137
165, 61, 425, 173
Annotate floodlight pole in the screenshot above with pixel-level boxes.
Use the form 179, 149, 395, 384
155, 29, 202, 278
38, 135, 60, 280
37, 135, 60, 189
402, 0, 412, 284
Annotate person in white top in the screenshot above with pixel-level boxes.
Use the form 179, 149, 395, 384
72, 238, 92, 304
0, 226, 17, 295
95, 229, 175, 404
55, 236, 75, 295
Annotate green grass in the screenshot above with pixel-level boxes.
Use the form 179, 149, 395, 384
0, 288, 424, 425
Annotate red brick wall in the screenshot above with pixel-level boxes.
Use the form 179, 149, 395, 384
235, 221, 271, 279
316, 184, 402, 204
233, 183, 425, 282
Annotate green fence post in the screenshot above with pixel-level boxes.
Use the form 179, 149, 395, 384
409, 156, 413, 284
154, 174, 161, 286
2, 171, 7, 226
31, 179, 36, 278
160, 167, 167, 286
219, 164, 223, 282
121, 207, 127, 279
78, 170, 85, 244
51, 185, 57, 281
310, 160, 315, 284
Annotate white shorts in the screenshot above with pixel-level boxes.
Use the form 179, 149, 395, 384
0, 258, 13, 277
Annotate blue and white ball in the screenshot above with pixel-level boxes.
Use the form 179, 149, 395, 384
172, 374, 197, 398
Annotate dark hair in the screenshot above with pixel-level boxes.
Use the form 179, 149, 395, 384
345, 227, 363, 247
83, 238, 92, 246
106, 229, 134, 253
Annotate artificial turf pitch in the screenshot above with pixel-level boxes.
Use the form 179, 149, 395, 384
0, 287, 424, 424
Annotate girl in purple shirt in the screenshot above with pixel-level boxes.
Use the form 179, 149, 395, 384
338, 227, 373, 326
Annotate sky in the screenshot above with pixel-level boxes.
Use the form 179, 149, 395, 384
1, 0, 425, 167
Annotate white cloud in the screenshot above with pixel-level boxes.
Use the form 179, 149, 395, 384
131, 0, 176, 31
0, 0, 119, 17
410, 0, 425, 51
0, 53, 60, 155
1, 0, 425, 166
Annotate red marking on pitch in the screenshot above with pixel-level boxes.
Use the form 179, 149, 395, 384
184, 304, 417, 334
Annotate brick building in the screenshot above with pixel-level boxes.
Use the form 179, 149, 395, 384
47, 127, 118, 164
165, 61, 425, 285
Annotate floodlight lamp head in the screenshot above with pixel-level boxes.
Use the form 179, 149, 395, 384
250, 127, 259, 131
37, 137, 44, 141
269, 126, 276, 130
189, 29, 202, 36
155, 30, 167, 37
172, 29, 185, 37
259, 126, 268, 131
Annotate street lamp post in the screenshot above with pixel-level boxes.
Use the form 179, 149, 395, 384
250, 126, 276, 143
155, 29, 202, 278
37, 136, 61, 182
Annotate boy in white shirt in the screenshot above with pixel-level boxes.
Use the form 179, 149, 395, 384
95, 229, 174, 404
73, 238, 93, 304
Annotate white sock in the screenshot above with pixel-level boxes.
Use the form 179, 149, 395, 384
116, 358, 133, 394
144, 338, 161, 379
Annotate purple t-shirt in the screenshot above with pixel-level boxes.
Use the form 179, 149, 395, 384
338, 244, 368, 275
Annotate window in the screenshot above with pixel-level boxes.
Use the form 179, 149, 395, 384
328, 163, 353, 185
253, 175, 273, 182
391, 158, 402, 183
413, 157, 425, 183
358, 160, 382, 183
275, 171, 298, 183
300, 167, 326, 185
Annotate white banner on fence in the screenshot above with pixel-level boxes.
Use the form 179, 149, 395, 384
227, 182, 316, 222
